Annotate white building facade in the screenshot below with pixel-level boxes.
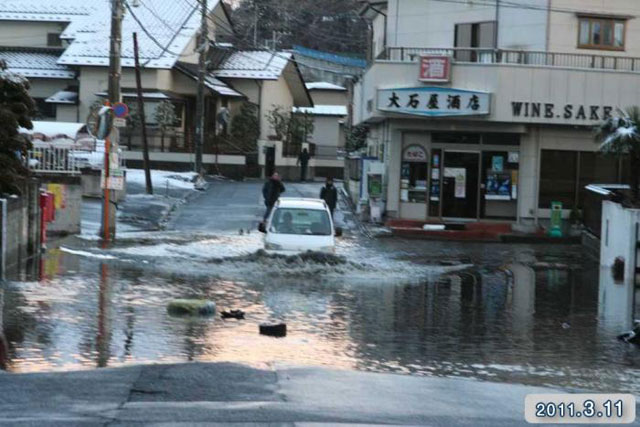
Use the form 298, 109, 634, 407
355, 0, 640, 225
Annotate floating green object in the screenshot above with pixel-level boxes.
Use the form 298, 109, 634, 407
167, 299, 216, 316
549, 201, 563, 238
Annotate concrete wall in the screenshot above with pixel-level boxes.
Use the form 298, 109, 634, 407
29, 79, 75, 99
56, 104, 79, 122
260, 76, 295, 140
308, 90, 348, 106
498, 0, 548, 50
0, 21, 68, 48
0, 181, 40, 277
598, 201, 640, 329
40, 176, 82, 235
310, 115, 343, 147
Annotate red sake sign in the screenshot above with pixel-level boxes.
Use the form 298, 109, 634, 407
419, 56, 451, 82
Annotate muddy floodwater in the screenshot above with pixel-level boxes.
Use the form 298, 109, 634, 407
2, 232, 640, 394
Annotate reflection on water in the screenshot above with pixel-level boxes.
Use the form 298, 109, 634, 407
1, 240, 640, 394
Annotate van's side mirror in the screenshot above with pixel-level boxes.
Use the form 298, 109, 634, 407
258, 222, 266, 233
334, 226, 343, 237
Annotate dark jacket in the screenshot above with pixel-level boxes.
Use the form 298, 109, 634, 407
298, 150, 310, 165
320, 184, 338, 210
263, 178, 285, 206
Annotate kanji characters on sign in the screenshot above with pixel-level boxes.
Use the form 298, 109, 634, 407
419, 56, 451, 82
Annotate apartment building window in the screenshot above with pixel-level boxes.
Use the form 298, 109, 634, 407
578, 17, 625, 50
454, 21, 496, 62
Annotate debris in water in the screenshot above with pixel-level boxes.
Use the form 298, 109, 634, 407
561, 322, 571, 329
167, 299, 216, 316
618, 324, 640, 345
221, 309, 245, 320
260, 322, 287, 337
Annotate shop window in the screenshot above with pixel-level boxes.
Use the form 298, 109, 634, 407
578, 17, 625, 50
577, 152, 620, 208
539, 150, 577, 209
482, 151, 518, 219
400, 145, 428, 203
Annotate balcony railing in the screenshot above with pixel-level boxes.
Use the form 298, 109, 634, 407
377, 47, 640, 73
27, 146, 82, 175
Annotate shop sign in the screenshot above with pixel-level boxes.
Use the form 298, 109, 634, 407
403, 145, 427, 162
378, 87, 491, 117
511, 102, 614, 121
419, 56, 451, 82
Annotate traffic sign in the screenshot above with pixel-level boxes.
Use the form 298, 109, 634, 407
113, 102, 129, 118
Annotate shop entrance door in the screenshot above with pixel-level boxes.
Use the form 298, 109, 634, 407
442, 151, 479, 219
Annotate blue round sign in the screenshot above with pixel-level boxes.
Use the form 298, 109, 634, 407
113, 102, 129, 119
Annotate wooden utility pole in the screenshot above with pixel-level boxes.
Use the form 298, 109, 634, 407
194, 0, 208, 174
101, 0, 123, 241
133, 32, 153, 195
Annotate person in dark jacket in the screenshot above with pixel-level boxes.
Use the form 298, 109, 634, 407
297, 148, 310, 182
262, 172, 285, 220
320, 177, 338, 217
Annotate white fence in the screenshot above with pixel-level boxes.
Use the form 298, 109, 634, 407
27, 146, 82, 175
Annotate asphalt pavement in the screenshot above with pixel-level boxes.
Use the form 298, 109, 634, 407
0, 362, 558, 426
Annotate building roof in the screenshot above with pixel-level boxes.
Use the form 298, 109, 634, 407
0, 47, 75, 79
95, 90, 172, 100
293, 105, 348, 116
0, 1, 94, 23
175, 61, 244, 97
213, 50, 290, 80
306, 82, 347, 91
56, 0, 222, 69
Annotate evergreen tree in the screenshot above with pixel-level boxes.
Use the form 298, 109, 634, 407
230, 0, 367, 55
0, 62, 36, 195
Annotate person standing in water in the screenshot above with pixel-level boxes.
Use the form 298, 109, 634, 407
320, 177, 338, 217
262, 172, 285, 220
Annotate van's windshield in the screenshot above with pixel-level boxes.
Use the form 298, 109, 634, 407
270, 208, 332, 236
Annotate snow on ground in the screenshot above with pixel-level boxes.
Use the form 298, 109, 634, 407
60, 247, 117, 260
126, 169, 199, 190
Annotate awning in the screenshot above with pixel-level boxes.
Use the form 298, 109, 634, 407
45, 90, 78, 105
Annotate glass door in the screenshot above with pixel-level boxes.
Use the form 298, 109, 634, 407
442, 151, 480, 219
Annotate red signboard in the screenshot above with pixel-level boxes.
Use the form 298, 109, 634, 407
419, 56, 451, 82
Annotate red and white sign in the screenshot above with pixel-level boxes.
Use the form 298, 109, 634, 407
419, 56, 451, 82
403, 145, 427, 162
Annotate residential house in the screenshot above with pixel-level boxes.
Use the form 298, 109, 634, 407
0, 0, 311, 178
355, 0, 640, 226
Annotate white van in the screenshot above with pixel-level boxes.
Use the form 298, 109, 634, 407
258, 198, 342, 252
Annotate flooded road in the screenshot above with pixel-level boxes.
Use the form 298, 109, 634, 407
1, 181, 639, 396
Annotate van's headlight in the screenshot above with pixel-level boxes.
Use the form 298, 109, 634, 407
265, 242, 283, 250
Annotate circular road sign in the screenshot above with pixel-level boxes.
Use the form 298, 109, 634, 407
113, 102, 129, 119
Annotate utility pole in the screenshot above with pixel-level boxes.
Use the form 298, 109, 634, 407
194, 0, 208, 174
133, 32, 153, 195
101, 0, 123, 241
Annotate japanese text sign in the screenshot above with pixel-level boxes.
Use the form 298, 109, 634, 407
377, 87, 491, 117
420, 56, 451, 82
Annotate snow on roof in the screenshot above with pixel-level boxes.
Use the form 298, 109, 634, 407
58, 0, 221, 69
213, 51, 290, 80
175, 62, 244, 97
0, 48, 75, 79
19, 121, 87, 139
305, 82, 346, 91
293, 105, 348, 116
0, 1, 94, 23
95, 90, 171, 100
46, 90, 78, 105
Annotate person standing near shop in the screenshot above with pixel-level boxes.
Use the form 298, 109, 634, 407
320, 177, 338, 217
262, 172, 285, 220
297, 148, 310, 182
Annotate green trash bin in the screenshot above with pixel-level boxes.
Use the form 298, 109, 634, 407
549, 201, 563, 238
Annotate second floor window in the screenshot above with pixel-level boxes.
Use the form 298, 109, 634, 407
578, 17, 625, 50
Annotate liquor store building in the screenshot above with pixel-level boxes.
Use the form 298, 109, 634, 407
353, 58, 636, 225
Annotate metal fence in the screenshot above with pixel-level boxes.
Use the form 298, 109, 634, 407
27, 146, 82, 174
378, 47, 640, 72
